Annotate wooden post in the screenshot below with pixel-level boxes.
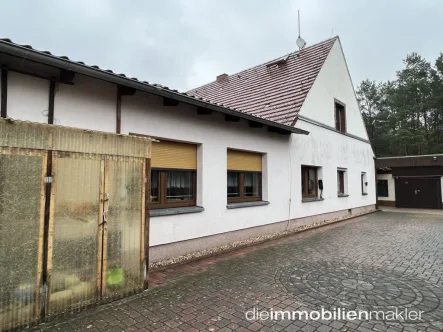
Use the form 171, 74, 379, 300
35, 152, 48, 321
97, 158, 106, 298
1, 67, 7, 118
40, 151, 56, 319
144, 158, 151, 289
140, 159, 146, 287
48, 81, 55, 124
100, 157, 110, 296
116, 87, 122, 134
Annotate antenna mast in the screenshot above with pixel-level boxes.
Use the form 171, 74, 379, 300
296, 10, 306, 50
298, 10, 301, 38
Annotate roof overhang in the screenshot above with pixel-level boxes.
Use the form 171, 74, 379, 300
0, 40, 309, 135
375, 154, 443, 168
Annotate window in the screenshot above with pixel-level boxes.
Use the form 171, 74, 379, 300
227, 171, 261, 202
377, 180, 389, 197
361, 172, 367, 194
301, 166, 318, 198
150, 139, 197, 208
337, 168, 347, 196
151, 170, 196, 208
335, 100, 346, 133
227, 149, 262, 203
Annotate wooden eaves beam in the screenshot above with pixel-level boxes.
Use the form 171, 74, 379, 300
163, 97, 179, 106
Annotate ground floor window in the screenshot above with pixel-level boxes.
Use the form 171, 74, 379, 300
337, 169, 345, 195
227, 149, 263, 203
301, 166, 318, 198
377, 179, 389, 197
227, 171, 261, 203
151, 169, 196, 208
361, 172, 368, 194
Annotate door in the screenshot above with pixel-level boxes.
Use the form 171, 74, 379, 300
101, 156, 145, 300
47, 153, 146, 316
395, 177, 442, 209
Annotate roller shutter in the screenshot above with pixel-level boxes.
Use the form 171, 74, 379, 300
152, 140, 197, 170
227, 149, 262, 172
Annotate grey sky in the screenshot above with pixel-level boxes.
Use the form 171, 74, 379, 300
1, 0, 442, 92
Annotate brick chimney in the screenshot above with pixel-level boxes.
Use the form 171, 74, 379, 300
216, 73, 229, 82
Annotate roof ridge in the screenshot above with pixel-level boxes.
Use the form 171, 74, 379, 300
188, 36, 338, 93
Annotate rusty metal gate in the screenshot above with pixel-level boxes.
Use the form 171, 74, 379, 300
0, 119, 152, 330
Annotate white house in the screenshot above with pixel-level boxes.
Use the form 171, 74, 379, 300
0, 36, 376, 264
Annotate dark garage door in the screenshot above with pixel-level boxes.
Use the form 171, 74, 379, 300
395, 177, 442, 209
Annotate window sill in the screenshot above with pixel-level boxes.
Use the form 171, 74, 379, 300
150, 206, 204, 217
362, 193, 368, 196
337, 194, 349, 198
227, 201, 270, 209
302, 197, 324, 203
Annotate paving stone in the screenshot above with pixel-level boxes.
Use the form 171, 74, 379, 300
29, 212, 443, 332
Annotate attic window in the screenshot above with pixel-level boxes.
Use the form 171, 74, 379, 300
334, 100, 346, 133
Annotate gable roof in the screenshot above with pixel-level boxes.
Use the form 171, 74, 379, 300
0, 38, 308, 135
188, 37, 338, 126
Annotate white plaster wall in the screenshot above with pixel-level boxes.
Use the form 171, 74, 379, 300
7, 71, 377, 248
120, 92, 292, 246
53, 74, 116, 131
290, 120, 376, 218
7, 71, 49, 123
376, 173, 396, 201
298, 39, 369, 140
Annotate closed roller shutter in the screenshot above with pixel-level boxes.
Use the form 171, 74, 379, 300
227, 149, 262, 172
152, 140, 197, 170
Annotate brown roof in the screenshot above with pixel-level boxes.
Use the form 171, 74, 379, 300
188, 37, 338, 126
376, 154, 443, 168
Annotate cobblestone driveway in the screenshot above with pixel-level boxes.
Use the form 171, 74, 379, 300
33, 211, 443, 332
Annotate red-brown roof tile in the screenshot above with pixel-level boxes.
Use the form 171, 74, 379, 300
188, 37, 338, 126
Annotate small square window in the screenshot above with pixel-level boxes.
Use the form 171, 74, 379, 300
361, 172, 368, 194
337, 168, 348, 196
377, 180, 389, 197
335, 101, 346, 133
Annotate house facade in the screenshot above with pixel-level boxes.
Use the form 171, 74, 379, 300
376, 155, 443, 209
0, 36, 376, 264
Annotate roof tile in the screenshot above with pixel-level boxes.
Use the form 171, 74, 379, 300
188, 37, 337, 125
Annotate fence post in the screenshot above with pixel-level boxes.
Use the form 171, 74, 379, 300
144, 158, 151, 289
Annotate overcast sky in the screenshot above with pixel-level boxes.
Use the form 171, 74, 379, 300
1, 0, 442, 91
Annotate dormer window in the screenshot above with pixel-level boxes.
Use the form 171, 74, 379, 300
334, 100, 346, 133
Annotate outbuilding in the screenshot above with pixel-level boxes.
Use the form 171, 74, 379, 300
376, 155, 443, 209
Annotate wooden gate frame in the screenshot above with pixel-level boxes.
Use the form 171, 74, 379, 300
44, 152, 152, 316
0, 118, 153, 329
